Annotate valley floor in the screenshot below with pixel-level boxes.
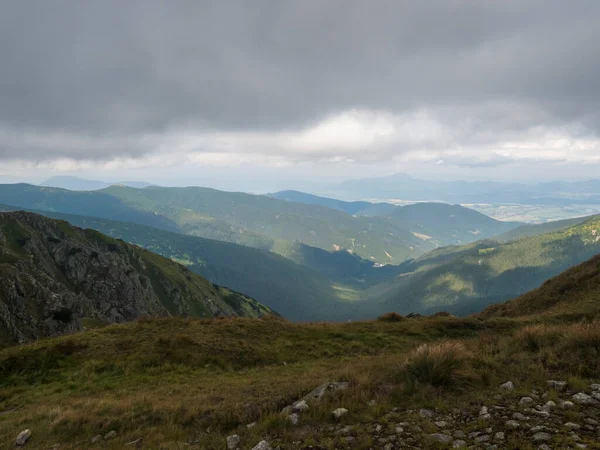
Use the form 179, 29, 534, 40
1, 315, 600, 449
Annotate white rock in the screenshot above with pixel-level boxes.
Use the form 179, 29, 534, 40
251, 441, 272, 450
519, 396, 534, 406
15, 430, 31, 446
452, 440, 467, 448
564, 422, 581, 430
104, 430, 117, 440
419, 408, 434, 418
558, 400, 574, 409
505, 420, 520, 429
495, 432, 505, 440
435, 421, 448, 428
499, 381, 515, 391
590, 383, 600, 391
546, 380, 567, 391
542, 400, 556, 412
91, 435, 102, 444
246, 422, 257, 429
429, 433, 452, 444
226, 434, 241, 450
572, 392, 598, 405
292, 400, 309, 413
532, 432, 552, 442
287, 413, 299, 425
332, 408, 348, 419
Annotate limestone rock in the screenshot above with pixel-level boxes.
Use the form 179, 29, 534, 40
429, 433, 452, 444
332, 408, 348, 419
15, 430, 31, 446
104, 430, 117, 440
227, 434, 241, 450
251, 441, 272, 450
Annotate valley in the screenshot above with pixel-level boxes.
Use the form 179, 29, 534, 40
1, 185, 599, 324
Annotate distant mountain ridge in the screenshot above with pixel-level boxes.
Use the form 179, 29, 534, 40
330, 173, 600, 206
268, 189, 518, 247
267, 190, 396, 216
40, 176, 154, 191
0, 211, 273, 345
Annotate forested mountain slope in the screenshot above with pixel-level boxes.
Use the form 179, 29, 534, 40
480, 253, 600, 319
0, 211, 272, 345
362, 215, 600, 316
0, 205, 388, 321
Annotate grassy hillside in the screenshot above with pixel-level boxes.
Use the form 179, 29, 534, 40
1, 310, 599, 448
481, 253, 600, 319
0, 211, 273, 345
492, 215, 595, 242
366, 215, 600, 316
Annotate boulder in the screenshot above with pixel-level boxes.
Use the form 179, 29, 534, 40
104, 430, 117, 440
226, 434, 241, 450
332, 408, 348, 419
251, 441, 272, 450
572, 392, 598, 405
429, 433, 452, 444
15, 430, 31, 446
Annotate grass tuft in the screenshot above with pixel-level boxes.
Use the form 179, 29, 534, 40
403, 341, 471, 388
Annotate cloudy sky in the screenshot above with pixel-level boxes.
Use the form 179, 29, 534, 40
1, 1, 600, 190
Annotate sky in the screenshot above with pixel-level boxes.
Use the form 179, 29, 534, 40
1, 1, 600, 191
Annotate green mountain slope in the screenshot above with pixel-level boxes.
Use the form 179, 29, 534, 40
0, 211, 273, 345
269, 191, 518, 246
0, 205, 376, 321
386, 202, 518, 246
363, 215, 600, 316
0, 183, 180, 231
267, 190, 396, 216
480, 253, 600, 319
0, 184, 436, 264
492, 215, 594, 242
99, 185, 437, 264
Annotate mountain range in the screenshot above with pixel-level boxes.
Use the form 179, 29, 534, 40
0, 211, 273, 345
0, 184, 519, 266
0, 184, 598, 323
328, 173, 600, 206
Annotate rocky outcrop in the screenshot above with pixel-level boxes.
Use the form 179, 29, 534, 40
0, 211, 273, 345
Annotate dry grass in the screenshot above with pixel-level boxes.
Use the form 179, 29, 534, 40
403, 341, 472, 388
1, 316, 599, 448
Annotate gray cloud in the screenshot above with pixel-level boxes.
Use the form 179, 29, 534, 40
1, 1, 600, 162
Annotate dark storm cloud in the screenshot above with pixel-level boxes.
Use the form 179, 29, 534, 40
1, 0, 599, 161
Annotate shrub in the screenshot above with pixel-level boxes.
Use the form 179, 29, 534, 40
377, 312, 404, 322
403, 341, 471, 387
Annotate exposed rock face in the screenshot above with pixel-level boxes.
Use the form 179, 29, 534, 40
0, 211, 273, 345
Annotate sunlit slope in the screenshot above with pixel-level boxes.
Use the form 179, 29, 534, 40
364, 215, 600, 315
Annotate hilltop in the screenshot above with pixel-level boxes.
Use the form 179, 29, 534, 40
0, 211, 272, 345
